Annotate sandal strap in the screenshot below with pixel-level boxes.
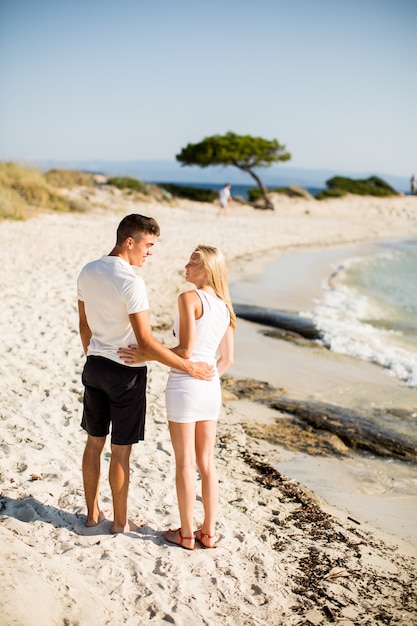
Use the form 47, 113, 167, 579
179, 529, 195, 542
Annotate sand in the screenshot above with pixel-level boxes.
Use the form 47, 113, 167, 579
1, 188, 417, 625
228, 244, 417, 548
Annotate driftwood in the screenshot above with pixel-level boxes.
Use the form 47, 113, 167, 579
221, 376, 417, 462
268, 398, 417, 462
233, 304, 322, 340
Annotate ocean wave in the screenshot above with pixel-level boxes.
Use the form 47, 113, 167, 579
307, 277, 417, 388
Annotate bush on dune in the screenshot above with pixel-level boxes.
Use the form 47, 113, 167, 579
45, 169, 95, 188
248, 177, 399, 203
0, 162, 67, 218
0, 182, 28, 220
248, 185, 310, 202
106, 176, 146, 192
315, 188, 347, 200
0, 163, 173, 220
158, 183, 218, 203
316, 176, 399, 200
0, 162, 92, 220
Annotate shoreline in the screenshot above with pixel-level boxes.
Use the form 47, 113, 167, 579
1, 191, 417, 625
227, 242, 417, 546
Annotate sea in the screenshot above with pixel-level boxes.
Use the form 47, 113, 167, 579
230, 236, 417, 543
165, 182, 323, 199
309, 236, 417, 389
232, 235, 417, 390
158, 181, 415, 200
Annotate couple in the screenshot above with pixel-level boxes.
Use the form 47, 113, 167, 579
77, 213, 235, 550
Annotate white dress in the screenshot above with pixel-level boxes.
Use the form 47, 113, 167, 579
165, 290, 230, 423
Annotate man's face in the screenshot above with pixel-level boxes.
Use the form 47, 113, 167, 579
128, 233, 156, 267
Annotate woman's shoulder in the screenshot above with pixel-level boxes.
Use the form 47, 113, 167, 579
179, 288, 199, 298
178, 289, 201, 304
198, 287, 222, 301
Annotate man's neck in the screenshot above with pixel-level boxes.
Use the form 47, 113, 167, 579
108, 246, 129, 262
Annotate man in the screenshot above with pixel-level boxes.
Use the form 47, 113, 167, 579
77, 214, 213, 534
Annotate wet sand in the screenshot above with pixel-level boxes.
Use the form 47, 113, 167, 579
228, 243, 417, 545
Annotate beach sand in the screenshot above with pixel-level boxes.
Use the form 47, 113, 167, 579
1, 189, 417, 625
228, 244, 417, 547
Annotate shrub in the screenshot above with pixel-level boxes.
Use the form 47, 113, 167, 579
158, 184, 217, 203
315, 188, 347, 200
319, 175, 399, 199
248, 185, 310, 202
45, 169, 95, 188
248, 188, 262, 202
0, 161, 96, 219
0, 182, 28, 220
107, 176, 146, 192
0, 162, 71, 213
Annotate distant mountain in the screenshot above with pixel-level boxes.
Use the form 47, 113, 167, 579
33, 158, 411, 193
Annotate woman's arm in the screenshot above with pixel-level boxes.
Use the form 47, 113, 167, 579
216, 325, 234, 377
171, 290, 201, 359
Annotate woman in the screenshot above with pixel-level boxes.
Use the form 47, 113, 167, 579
119, 245, 235, 550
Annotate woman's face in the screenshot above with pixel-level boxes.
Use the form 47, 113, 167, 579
185, 252, 207, 285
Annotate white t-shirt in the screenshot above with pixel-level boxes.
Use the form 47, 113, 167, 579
219, 186, 230, 207
77, 255, 149, 366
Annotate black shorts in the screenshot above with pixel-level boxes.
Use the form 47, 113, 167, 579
81, 356, 147, 445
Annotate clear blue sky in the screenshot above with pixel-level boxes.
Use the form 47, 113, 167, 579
1, 0, 416, 177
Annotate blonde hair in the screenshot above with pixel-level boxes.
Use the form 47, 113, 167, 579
193, 244, 236, 330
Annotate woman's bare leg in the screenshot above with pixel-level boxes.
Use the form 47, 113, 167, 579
168, 421, 196, 548
195, 420, 218, 546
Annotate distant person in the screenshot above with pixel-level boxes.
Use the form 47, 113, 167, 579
217, 183, 232, 216
411, 174, 417, 195
119, 244, 235, 550
77, 214, 214, 534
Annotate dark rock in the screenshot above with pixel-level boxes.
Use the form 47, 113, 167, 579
233, 304, 322, 340
222, 375, 417, 462
269, 398, 417, 462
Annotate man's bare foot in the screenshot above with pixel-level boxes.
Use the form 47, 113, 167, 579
86, 510, 106, 527
110, 519, 145, 534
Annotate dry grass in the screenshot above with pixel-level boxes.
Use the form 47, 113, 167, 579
0, 162, 194, 221
0, 162, 96, 220
44, 168, 95, 188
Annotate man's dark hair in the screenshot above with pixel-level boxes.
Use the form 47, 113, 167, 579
116, 214, 160, 245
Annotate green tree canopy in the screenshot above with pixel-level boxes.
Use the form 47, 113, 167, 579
176, 131, 291, 209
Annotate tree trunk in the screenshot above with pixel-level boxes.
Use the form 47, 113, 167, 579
236, 165, 274, 209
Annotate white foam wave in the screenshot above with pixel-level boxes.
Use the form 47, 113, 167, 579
307, 280, 417, 388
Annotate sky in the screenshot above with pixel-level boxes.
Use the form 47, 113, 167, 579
1, 0, 416, 178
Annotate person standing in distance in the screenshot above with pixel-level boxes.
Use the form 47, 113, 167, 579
217, 183, 232, 217
77, 214, 214, 534
411, 174, 417, 195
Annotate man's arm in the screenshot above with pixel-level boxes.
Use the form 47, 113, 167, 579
78, 300, 92, 355
128, 310, 214, 380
